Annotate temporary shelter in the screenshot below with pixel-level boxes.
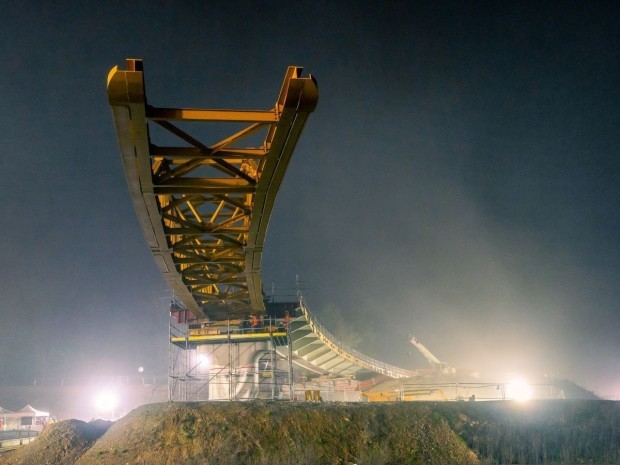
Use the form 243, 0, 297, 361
3, 405, 50, 431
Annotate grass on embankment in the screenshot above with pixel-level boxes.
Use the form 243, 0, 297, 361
2, 399, 619, 465
75, 401, 478, 465
0, 419, 111, 465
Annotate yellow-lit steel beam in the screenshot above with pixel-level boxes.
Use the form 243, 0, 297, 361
171, 331, 288, 344
146, 107, 278, 123
107, 59, 318, 319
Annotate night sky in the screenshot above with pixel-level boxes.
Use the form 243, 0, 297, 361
1, 2, 618, 398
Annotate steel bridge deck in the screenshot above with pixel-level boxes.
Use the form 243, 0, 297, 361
107, 59, 318, 320
110, 60, 417, 380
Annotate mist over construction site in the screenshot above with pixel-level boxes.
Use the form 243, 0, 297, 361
0, 0, 618, 410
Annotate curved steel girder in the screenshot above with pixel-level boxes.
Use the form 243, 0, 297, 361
107, 59, 318, 319
289, 299, 419, 379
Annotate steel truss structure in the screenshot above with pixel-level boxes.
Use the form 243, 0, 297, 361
108, 60, 420, 387
107, 59, 318, 319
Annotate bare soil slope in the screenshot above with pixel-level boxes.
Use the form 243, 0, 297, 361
0, 420, 111, 465
5, 400, 617, 465
75, 401, 478, 465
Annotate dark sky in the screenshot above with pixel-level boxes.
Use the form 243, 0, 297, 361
1, 1, 618, 398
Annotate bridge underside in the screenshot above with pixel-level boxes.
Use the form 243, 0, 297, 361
109, 60, 418, 383
107, 59, 318, 320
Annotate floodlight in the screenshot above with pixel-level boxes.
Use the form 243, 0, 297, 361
197, 353, 211, 369
93, 390, 119, 413
507, 378, 532, 402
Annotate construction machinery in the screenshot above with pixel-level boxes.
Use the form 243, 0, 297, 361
409, 336, 454, 375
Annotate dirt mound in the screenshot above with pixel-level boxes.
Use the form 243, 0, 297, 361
75, 401, 478, 465
0, 419, 112, 465
4, 400, 618, 464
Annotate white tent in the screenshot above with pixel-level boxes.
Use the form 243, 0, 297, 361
3, 405, 50, 431
15, 405, 49, 417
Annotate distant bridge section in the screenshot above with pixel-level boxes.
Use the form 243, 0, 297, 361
288, 298, 419, 379
107, 59, 318, 320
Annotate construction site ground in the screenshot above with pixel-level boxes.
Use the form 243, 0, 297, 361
0, 400, 618, 465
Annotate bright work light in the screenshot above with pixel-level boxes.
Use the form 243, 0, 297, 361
507, 379, 532, 402
93, 390, 118, 414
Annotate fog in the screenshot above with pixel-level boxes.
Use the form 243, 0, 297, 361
0, 2, 618, 399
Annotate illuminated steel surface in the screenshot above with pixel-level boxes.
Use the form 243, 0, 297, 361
170, 298, 418, 380
107, 59, 318, 319
289, 298, 418, 379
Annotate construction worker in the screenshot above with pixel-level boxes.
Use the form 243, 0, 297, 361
252, 313, 260, 332
243, 315, 252, 332
282, 310, 292, 329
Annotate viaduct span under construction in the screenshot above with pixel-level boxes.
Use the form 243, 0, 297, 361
107, 59, 417, 400
106, 59, 453, 402
106, 60, 572, 404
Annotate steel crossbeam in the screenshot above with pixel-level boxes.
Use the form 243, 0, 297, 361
107, 59, 318, 319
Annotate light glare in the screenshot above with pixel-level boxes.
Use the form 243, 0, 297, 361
507, 379, 532, 402
197, 353, 211, 368
94, 390, 118, 413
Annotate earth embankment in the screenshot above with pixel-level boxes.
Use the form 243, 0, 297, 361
78, 401, 478, 465
1, 400, 619, 465
0, 419, 111, 465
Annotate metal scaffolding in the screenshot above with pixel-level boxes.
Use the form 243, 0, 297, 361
168, 315, 294, 401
